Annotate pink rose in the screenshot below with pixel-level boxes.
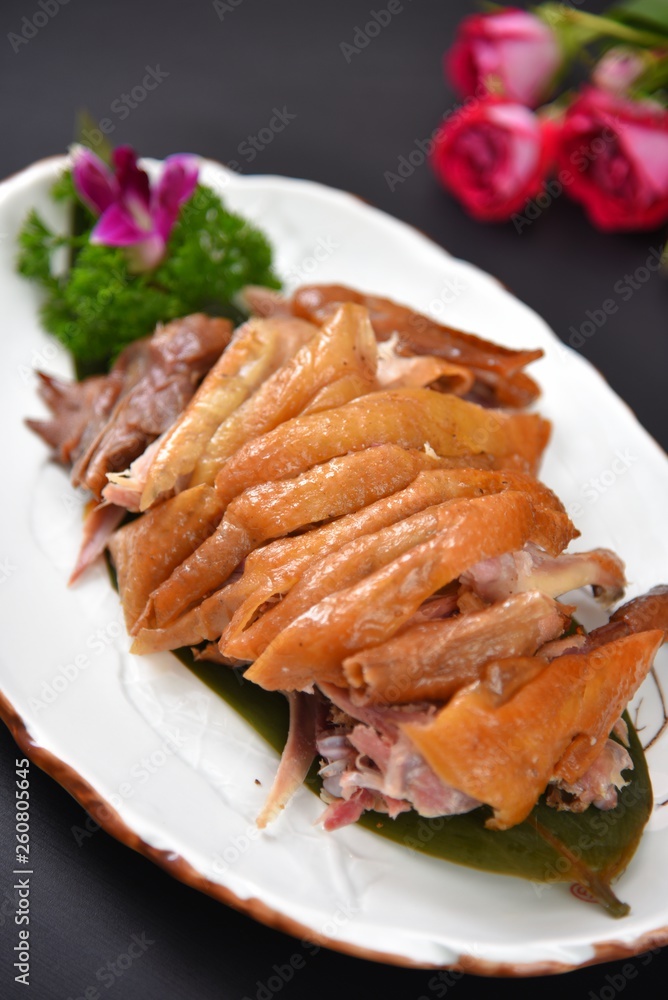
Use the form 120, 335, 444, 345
556, 87, 668, 231
431, 98, 557, 223
592, 47, 646, 96
446, 8, 562, 108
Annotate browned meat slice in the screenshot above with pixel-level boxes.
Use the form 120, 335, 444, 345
108, 484, 225, 632
28, 336, 157, 474
26, 370, 122, 465
539, 587, 668, 661
74, 315, 232, 497
244, 283, 544, 407
401, 630, 663, 829
27, 315, 232, 500
69, 503, 126, 584
587, 585, 668, 648
342, 592, 570, 705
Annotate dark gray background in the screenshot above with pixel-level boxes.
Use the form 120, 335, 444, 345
1, 0, 666, 997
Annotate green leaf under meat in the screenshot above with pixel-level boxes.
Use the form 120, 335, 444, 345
180, 650, 652, 917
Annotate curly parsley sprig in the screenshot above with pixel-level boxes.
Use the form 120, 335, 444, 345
17, 155, 280, 372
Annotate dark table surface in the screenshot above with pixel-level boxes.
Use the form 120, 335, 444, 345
1, 0, 667, 997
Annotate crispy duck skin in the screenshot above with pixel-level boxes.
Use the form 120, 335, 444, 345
537, 586, 668, 662
133, 305, 381, 615
214, 387, 551, 507
190, 304, 377, 490
298, 373, 373, 414
402, 630, 664, 830
291, 285, 543, 378
108, 484, 225, 632
136, 443, 450, 632
342, 592, 571, 705
131, 444, 453, 652
140, 316, 318, 510
134, 518, 252, 633
131, 454, 500, 655
223, 470, 575, 662
243, 283, 543, 407
244, 490, 540, 692
217, 459, 494, 647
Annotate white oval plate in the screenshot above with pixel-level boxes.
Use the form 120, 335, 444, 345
2, 156, 668, 975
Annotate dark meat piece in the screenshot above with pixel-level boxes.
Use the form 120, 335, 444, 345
28, 314, 232, 499
26, 370, 122, 466
580, 585, 668, 650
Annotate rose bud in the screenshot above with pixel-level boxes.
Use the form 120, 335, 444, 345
446, 8, 562, 108
431, 98, 557, 223
592, 47, 647, 96
556, 87, 668, 231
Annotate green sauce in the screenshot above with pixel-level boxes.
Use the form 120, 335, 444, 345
178, 648, 651, 914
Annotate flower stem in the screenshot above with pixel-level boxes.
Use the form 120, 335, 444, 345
557, 7, 668, 48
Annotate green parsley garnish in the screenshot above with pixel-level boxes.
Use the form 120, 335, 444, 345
17, 175, 280, 371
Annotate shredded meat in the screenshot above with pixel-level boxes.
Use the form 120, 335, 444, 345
315, 684, 479, 829
547, 739, 633, 812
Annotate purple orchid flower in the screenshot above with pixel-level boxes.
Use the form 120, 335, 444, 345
72, 145, 199, 271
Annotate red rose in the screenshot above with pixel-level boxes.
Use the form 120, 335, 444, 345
431, 98, 557, 223
556, 87, 668, 231
446, 8, 562, 109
